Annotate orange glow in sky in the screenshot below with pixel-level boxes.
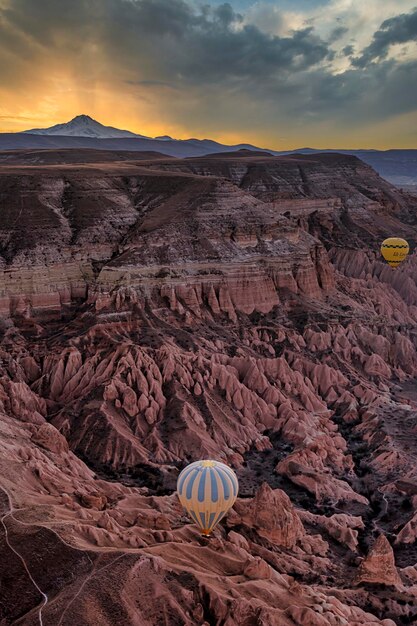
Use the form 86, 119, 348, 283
1, 0, 417, 150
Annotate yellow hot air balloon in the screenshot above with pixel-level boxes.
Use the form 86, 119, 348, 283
380, 237, 409, 268
177, 460, 239, 536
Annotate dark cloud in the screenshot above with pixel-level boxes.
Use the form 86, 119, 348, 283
353, 7, 417, 67
342, 44, 355, 57
294, 59, 417, 123
0, 0, 417, 145
0, 0, 333, 85
328, 26, 348, 43
213, 2, 243, 27
99, 1, 333, 86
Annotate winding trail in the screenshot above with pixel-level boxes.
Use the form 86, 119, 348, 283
0, 486, 154, 625
0, 486, 48, 625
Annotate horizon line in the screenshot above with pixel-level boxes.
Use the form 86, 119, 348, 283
0, 129, 416, 153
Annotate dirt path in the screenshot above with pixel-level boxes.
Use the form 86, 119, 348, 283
0, 487, 48, 625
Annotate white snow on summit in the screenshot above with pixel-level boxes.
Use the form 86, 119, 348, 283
22, 115, 149, 139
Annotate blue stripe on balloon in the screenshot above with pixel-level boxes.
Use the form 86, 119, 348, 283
213, 509, 226, 527
200, 512, 207, 528
210, 468, 219, 502
177, 466, 193, 495
208, 512, 216, 529
221, 467, 238, 496
189, 510, 201, 526
216, 468, 231, 500
186, 469, 199, 500
228, 474, 238, 496
198, 468, 207, 502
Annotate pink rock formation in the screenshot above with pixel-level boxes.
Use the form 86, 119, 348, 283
31, 422, 69, 453
227, 483, 305, 546
355, 535, 402, 587
0, 151, 416, 624
299, 510, 364, 551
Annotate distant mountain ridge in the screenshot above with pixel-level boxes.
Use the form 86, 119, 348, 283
289, 148, 417, 189
1, 115, 416, 188
22, 114, 148, 139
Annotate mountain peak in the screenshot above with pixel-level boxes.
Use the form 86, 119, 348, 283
72, 114, 94, 122
155, 134, 175, 141
22, 115, 149, 140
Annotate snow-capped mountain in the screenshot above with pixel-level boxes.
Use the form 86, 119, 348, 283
6, 115, 416, 187
22, 114, 149, 139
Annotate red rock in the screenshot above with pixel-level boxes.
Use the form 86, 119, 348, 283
228, 483, 305, 547
31, 423, 69, 454
395, 511, 417, 544
243, 556, 271, 580
77, 491, 108, 510
0, 152, 415, 625
355, 535, 402, 587
299, 510, 364, 551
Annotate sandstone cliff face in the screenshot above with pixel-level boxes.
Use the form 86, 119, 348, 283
0, 162, 336, 318
0, 152, 416, 625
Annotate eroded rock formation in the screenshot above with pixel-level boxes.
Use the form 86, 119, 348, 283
355, 535, 402, 587
0, 150, 416, 624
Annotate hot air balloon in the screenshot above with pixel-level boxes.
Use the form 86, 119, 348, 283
177, 460, 239, 536
380, 237, 409, 268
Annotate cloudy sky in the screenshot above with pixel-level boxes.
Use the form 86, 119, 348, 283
0, 0, 416, 148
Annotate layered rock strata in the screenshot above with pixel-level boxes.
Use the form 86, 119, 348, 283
0, 152, 416, 624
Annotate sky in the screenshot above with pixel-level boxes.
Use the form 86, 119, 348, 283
0, 0, 417, 149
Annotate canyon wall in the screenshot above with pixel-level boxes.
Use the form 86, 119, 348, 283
0, 152, 416, 625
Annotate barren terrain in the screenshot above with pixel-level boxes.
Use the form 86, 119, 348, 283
0, 150, 416, 625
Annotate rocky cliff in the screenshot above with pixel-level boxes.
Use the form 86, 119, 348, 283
0, 151, 416, 625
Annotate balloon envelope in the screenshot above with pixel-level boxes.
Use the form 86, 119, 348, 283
177, 460, 239, 536
380, 237, 409, 268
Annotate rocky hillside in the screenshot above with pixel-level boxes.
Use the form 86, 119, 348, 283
0, 152, 416, 625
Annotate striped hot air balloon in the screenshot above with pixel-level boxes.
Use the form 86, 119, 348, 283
177, 460, 239, 536
380, 237, 410, 268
